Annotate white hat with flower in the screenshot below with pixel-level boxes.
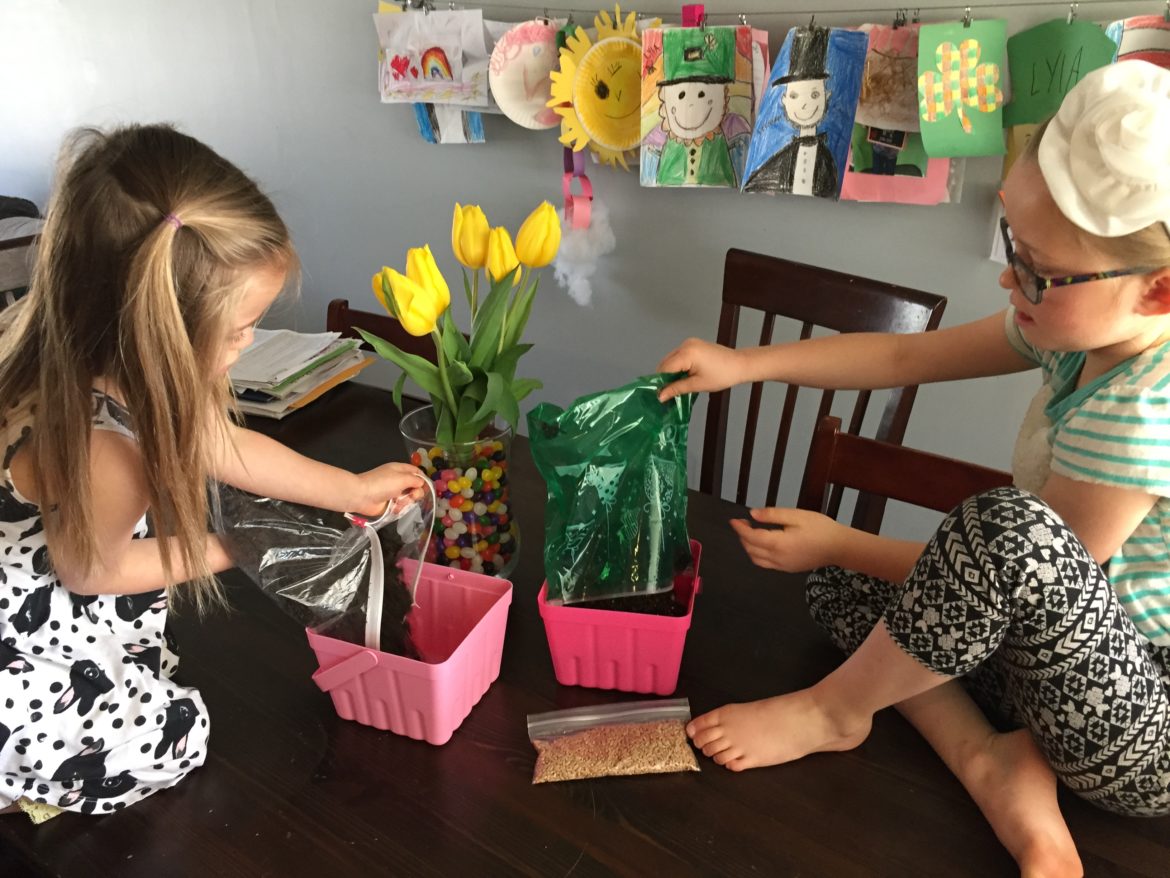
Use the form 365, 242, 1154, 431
1039, 59, 1170, 237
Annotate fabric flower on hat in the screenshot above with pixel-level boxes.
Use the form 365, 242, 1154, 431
1038, 60, 1170, 237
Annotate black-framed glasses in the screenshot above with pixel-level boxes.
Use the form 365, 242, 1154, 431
999, 217, 1152, 306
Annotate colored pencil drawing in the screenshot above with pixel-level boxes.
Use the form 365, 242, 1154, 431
741, 26, 867, 199
639, 26, 762, 188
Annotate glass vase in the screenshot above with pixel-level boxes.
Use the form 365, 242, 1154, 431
400, 405, 519, 579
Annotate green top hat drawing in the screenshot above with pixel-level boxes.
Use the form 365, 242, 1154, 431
660, 27, 735, 86
775, 26, 831, 85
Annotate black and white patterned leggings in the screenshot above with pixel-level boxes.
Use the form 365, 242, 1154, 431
806, 488, 1170, 817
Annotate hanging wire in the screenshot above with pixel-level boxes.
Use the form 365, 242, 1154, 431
398, 0, 1139, 20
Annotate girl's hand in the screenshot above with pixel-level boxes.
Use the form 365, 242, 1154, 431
352, 462, 428, 518
729, 507, 847, 573
657, 338, 746, 402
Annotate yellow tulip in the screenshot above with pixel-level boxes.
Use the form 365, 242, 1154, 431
404, 244, 451, 314
372, 267, 396, 316
385, 261, 448, 337
451, 203, 490, 270
515, 201, 561, 269
485, 226, 520, 284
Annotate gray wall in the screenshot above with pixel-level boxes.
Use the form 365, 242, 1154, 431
1, 0, 1129, 539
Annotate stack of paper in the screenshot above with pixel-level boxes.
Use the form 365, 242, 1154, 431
230, 329, 373, 419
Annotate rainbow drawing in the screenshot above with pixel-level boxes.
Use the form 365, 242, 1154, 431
421, 47, 454, 81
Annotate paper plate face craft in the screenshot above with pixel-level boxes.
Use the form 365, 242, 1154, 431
550, 5, 655, 169
489, 19, 561, 129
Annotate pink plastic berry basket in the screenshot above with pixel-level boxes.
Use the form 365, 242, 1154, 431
305, 559, 512, 745
537, 540, 702, 696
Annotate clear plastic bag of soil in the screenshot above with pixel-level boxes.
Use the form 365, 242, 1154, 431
527, 698, 700, 783
215, 482, 435, 659
527, 373, 695, 604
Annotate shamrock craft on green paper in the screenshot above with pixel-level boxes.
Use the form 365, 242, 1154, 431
918, 38, 1003, 133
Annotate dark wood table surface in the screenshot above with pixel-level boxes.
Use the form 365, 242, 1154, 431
2, 382, 1168, 877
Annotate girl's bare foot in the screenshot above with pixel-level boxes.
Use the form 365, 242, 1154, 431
960, 729, 1082, 878
686, 688, 871, 771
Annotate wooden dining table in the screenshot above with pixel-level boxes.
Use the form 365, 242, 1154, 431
2, 382, 1168, 877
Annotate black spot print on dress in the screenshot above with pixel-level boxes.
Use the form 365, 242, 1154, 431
10, 585, 52, 635
154, 698, 198, 759
18, 518, 43, 541
115, 591, 167, 622
0, 639, 32, 673
53, 659, 114, 716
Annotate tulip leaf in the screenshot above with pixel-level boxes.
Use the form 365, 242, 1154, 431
511, 377, 542, 403
391, 371, 408, 412
468, 271, 516, 370
472, 369, 514, 428
441, 311, 472, 363
356, 328, 445, 400
462, 372, 488, 403
454, 396, 482, 444
447, 358, 473, 389
501, 276, 539, 353
493, 342, 534, 383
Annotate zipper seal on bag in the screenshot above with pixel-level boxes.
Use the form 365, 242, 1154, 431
347, 477, 437, 651
526, 698, 692, 741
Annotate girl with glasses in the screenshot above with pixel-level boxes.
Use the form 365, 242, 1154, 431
658, 61, 1170, 877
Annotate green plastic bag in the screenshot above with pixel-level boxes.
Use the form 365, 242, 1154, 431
527, 373, 695, 604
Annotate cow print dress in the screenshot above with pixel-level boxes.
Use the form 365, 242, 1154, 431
0, 391, 208, 815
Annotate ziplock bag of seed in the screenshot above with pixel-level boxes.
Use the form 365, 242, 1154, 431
527, 373, 695, 604
214, 481, 436, 659
527, 698, 701, 783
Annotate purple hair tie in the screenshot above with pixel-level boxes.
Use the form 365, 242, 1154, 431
163, 213, 183, 229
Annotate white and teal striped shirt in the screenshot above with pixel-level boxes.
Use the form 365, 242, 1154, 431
1006, 308, 1170, 647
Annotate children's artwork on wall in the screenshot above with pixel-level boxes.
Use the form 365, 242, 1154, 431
741, 26, 868, 199
549, 6, 659, 169
639, 26, 764, 188
999, 19, 1113, 175
855, 23, 921, 131
373, 9, 490, 107
412, 103, 486, 144
489, 19, 563, 130
841, 125, 953, 205
917, 19, 1007, 157
1106, 15, 1170, 70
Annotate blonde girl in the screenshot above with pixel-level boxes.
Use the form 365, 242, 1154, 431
0, 124, 421, 816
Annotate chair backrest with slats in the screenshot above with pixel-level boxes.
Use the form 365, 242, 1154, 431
326, 298, 439, 365
699, 248, 947, 533
797, 415, 1013, 524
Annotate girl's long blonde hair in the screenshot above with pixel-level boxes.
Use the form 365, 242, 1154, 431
0, 124, 296, 609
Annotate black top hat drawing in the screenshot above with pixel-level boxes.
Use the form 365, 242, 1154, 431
775, 27, 831, 85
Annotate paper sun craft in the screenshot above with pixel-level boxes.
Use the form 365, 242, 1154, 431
549, 5, 660, 169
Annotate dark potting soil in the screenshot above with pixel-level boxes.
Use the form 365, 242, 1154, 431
568, 589, 689, 616
216, 486, 421, 660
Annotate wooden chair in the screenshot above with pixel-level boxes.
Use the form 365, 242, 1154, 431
326, 297, 439, 364
798, 415, 1013, 524
700, 248, 947, 533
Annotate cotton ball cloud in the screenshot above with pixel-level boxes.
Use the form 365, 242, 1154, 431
553, 201, 616, 307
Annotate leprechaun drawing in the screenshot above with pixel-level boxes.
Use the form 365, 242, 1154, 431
653, 28, 749, 187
